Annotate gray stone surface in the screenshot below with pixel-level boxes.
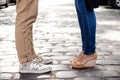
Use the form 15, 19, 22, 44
107, 78, 120, 80
74, 77, 102, 80
55, 71, 85, 78
0, 0, 120, 80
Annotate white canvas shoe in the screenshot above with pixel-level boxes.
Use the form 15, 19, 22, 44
19, 58, 52, 74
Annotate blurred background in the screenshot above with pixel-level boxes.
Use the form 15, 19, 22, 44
0, 0, 120, 9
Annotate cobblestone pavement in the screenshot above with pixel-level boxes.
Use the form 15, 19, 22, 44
0, 0, 120, 80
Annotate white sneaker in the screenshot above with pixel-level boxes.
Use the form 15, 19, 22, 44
19, 59, 52, 73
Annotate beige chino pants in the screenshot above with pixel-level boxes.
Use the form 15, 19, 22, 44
15, 0, 38, 63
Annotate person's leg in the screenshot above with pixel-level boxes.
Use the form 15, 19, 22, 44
75, 0, 96, 55
16, 0, 52, 73
16, 0, 38, 63
70, 0, 97, 68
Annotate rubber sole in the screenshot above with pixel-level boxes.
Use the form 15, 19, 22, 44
19, 67, 52, 74
71, 60, 96, 69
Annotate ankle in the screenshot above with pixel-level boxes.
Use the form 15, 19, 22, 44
82, 51, 96, 55
20, 61, 32, 65
83, 52, 96, 56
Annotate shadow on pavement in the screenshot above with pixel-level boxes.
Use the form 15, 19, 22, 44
103, 6, 120, 10
19, 71, 51, 80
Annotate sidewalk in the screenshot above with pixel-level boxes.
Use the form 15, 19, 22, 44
0, 0, 120, 80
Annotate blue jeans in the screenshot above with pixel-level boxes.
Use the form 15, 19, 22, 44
75, 0, 96, 55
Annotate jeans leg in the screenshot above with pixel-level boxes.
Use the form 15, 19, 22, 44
75, 0, 96, 55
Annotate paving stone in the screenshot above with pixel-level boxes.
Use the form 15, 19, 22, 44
4, 51, 17, 55
107, 78, 120, 80
97, 43, 108, 50
74, 77, 102, 80
52, 48, 77, 53
11, 73, 20, 79
97, 52, 112, 56
97, 56, 104, 60
94, 65, 106, 70
44, 79, 65, 80
66, 46, 80, 51
41, 53, 64, 56
100, 47, 119, 52
48, 40, 65, 44
42, 46, 65, 51
112, 52, 120, 55
61, 60, 70, 65
0, 55, 16, 59
65, 52, 79, 56
52, 60, 60, 65
13, 73, 52, 80
51, 56, 74, 60
0, 66, 18, 73
49, 65, 70, 71
56, 71, 85, 78
0, 52, 4, 56
103, 56, 120, 60
104, 65, 120, 71
0, 73, 13, 79
86, 71, 119, 77
35, 48, 51, 53
35, 75, 51, 79
34, 42, 52, 47
1, 58, 18, 63
0, 62, 14, 67
96, 60, 120, 65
